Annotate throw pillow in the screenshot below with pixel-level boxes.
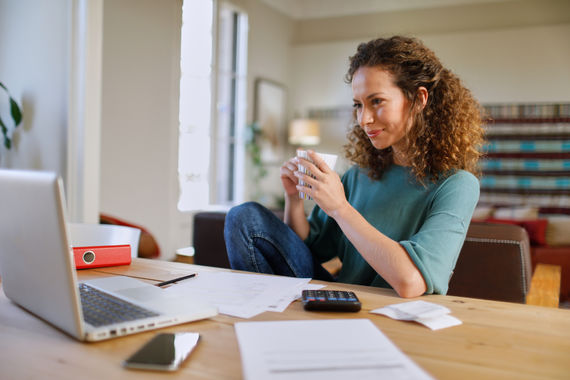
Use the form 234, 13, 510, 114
545, 216, 570, 246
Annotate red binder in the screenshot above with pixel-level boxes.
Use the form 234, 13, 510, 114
73, 244, 132, 269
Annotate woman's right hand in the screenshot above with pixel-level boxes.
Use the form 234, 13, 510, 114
280, 156, 301, 198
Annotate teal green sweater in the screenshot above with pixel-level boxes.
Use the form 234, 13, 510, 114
304, 164, 479, 295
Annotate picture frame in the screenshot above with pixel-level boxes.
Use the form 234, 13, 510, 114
253, 78, 287, 164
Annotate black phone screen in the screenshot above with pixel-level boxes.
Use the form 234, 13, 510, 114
123, 332, 200, 371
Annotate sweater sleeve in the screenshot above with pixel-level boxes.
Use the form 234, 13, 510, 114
400, 171, 480, 295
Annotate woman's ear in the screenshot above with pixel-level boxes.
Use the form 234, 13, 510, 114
417, 86, 428, 110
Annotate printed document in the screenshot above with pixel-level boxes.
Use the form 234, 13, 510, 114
164, 271, 318, 318
235, 319, 434, 380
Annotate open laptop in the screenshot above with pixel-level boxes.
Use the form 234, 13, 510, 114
0, 169, 217, 341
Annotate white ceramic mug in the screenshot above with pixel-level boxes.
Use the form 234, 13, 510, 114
297, 149, 338, 200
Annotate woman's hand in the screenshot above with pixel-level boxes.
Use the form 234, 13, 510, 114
280, 156, 302, 198
295, 150, 348, 217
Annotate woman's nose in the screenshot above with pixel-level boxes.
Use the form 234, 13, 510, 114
359, 106, 374, 127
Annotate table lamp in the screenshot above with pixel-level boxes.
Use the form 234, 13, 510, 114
288, 118, 320, 146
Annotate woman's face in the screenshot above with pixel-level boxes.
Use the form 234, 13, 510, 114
351, 66, 411, 156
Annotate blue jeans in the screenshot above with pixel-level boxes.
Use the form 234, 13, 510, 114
224, 202, 334, 281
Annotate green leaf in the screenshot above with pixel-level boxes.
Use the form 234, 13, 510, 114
1, 82, 22, 126
0, 116, 7, 136
1, 117, 10, 149
10, 98, 22, 126
1, 119, 9, 149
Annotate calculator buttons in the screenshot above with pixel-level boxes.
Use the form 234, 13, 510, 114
301, 290, 361, 312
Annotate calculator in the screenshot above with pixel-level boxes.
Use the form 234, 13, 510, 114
301, 290, 361, 312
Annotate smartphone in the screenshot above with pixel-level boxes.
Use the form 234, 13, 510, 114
123, 332, 200, 371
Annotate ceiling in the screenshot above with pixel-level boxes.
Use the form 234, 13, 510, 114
259, 0, 519, 20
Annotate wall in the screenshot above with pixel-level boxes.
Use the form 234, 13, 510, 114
292, 0, 570, 44
100, 0, 182, 260
423, 24, 570, 103
0, 0, 69, 177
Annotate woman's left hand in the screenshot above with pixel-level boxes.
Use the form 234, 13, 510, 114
295, 150, 348, 217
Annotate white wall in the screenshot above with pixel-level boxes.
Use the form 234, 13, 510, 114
422, 24, 570, 103
0, 0, 69, 177
100, 0, 183, 260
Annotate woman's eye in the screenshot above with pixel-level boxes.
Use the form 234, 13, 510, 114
372, 98, 383, 105
352, 103, 362, 109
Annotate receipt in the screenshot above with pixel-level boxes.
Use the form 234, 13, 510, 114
370, 300, 462, 330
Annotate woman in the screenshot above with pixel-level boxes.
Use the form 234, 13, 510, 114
224, 36, 484, 297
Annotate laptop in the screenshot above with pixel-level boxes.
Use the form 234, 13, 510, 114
0, 169, 218, 341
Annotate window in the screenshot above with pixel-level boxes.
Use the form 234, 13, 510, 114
178, 0, 248, 211
213, 4, 248, 204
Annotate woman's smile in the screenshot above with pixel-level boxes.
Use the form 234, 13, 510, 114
365, 129, 383, 139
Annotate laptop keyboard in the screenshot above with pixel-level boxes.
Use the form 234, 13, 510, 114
79, 283, 160, 327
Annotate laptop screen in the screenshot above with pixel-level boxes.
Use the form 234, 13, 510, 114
0, 170, 84, 339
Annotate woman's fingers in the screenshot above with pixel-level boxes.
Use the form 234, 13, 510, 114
307, 150, 331, 173
297, 158, 328, 182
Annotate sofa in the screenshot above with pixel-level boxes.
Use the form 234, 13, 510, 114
192, 211, 562, 304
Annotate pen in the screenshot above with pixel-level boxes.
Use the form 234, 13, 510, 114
156, 273, 197, 287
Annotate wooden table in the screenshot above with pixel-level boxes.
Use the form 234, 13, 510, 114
1, 258, 569, 379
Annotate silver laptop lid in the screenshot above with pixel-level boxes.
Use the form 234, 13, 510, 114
0, 169, 84, 340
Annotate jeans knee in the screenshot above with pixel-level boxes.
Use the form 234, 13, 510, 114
225, 202, 261, 236
226, 201, 264, 225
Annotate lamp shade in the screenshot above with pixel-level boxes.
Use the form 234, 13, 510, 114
288, 119, 320, 145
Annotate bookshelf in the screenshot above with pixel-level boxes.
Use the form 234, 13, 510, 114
480, 103, 570, 215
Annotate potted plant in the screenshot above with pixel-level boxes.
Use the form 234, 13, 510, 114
0, 81, 23, 151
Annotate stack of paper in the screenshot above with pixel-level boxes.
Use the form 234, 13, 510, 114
235, 319, 434, 380
164, 271, 323, 318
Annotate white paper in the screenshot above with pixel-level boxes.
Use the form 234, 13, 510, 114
370, 300, 462, 330
266, 283, 325, 313
416, 314, 462, 330
235, 319, 434, 380
164, 271, 311, 318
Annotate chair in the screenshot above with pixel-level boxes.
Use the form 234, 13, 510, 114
99, 213, 160, 258
192, 212, 231, 268
192, 209, 285, 268
447, 222, 532, 303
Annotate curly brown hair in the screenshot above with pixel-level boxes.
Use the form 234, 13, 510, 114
344, 36, 485, 184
